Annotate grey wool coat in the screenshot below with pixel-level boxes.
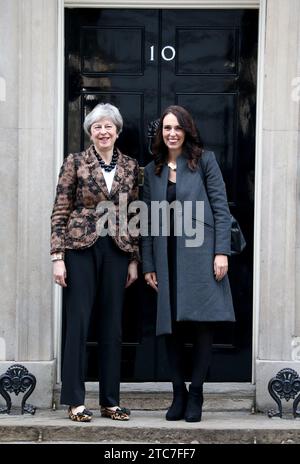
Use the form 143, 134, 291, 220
142, 150, 235, 336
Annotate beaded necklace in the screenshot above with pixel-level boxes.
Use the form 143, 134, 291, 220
94, 147, 118, 172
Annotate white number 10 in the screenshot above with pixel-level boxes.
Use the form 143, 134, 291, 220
150, 45, 176, 62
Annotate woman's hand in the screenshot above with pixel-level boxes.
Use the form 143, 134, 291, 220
53, 260, 67, 287
144, 272, 158, 292
214, 254, 228, 281
125, 260, 138, 288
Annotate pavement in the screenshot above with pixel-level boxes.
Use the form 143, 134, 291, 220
1, 409, 300, 444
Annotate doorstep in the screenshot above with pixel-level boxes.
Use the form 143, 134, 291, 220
0, 410, 300, 444
53, 382, 255, 412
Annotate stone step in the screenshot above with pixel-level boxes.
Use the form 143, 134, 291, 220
53, 382, 255, 412
1, 410, 300, 444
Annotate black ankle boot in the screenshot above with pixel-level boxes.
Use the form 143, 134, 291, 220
184, 385, 203, 422
166, 384, 188, 421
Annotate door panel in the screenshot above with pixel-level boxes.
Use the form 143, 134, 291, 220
65, 9, 160, 381
158, 9, 257, 381
81, 27, 144, 75
175, 28, 238, 75
65, 8, 159, 164
64, 8, 258, 382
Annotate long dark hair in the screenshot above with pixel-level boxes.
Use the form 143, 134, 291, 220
152, 105, 204, 175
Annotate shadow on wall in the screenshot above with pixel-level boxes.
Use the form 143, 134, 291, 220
0, 337, 6, 361
0, 77, 6, 102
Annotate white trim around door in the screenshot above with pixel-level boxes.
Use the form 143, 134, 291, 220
252, 0, 266, 383
53, 0, 65, 384
53, 0, 265, 384
65, 0, 259, 8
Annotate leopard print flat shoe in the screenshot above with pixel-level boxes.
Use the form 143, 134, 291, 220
68, 406, 93, 422
100, 406, 130, 421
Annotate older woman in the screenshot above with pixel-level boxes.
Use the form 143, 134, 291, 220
142, 105, 235, 422
51, 103, 139, 422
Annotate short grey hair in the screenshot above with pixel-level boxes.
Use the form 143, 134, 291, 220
83, 103, 123, 136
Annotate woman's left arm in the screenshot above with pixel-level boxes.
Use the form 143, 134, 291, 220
203, 152, 231, 281
203, 151, 231, 257
125, 160, 140, 287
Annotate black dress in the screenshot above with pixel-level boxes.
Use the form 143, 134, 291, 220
167, 179, 177, 321
165, 179, 214, 389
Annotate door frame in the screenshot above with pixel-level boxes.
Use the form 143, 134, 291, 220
54, 0, 266, 384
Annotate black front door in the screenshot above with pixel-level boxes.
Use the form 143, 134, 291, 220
64, 8, 258, 382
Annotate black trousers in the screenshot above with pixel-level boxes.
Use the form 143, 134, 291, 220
60, 236, 129, 407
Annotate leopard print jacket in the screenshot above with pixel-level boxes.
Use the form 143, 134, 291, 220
50, 145, 140, 262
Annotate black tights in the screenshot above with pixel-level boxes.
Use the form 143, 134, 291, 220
165, 322, 214, 388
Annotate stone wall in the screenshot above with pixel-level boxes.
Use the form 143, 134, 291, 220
0, 0, 58, 408
255, 0, 300, 410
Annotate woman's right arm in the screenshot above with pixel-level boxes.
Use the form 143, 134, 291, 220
141, 167, 158, 291
50, 153, 77, 286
